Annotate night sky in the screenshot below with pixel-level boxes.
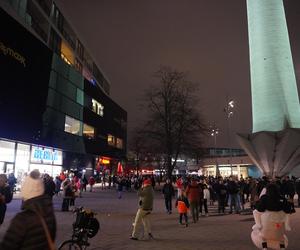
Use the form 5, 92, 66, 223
56, 0, 300, 148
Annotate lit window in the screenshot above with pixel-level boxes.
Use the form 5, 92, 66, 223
61, 53, 72, 65
83, 124, 95, 139
116, 138, 123, 149
107, 134, 115, 146
64, 115, 81, 135
92, 99, 104, 116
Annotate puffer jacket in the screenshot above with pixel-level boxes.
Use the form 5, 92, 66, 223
138, 184, 154, 211
0, 195, 56, 250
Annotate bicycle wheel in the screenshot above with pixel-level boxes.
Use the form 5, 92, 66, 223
58, 240, 82, 250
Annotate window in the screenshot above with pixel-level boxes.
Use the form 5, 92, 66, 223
76, 89, 84, 105
83, 124, 95, 139
76, 40, 84, 60
74, 58, 82, 73
61, 53, 71, 65
116, 138, 123, 149
49, 28, 61, 54
107, 134, 115, 146
0, 140, 15, 162
51, 3, 64, 32
107, 135, 123, 149
64, 115, 81, 135
92, 99, 104, 116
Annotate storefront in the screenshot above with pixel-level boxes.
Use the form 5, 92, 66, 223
0, 138, 63, 181
202, 165, 250, 178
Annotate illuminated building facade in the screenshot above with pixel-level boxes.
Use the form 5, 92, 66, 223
0, 1, 127, 178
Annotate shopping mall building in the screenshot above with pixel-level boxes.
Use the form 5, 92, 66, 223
0, 1, 127, 179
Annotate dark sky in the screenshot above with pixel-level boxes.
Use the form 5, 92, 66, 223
56, 0, 300, 148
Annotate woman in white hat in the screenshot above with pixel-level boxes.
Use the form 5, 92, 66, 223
0, 170, 56, 249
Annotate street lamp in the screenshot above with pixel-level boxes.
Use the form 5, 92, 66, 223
224, 99, 235, 176
210, 126, 219, 176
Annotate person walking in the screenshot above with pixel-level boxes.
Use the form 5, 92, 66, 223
130, 178, 154, 240
176, 176, 183, 198
186, 179, 201, 222
0, 174, 13, 226
61, 178, 73, 211
175, 191, 190, 227
200, 184, 210, 216
117, 176, 125, 199
89, 176, 95, 192
0, 170, 56, 249
43, 174, 55, 199
7, 173, 17, 193
162, 178, 175, 214
54, 176, 62, 196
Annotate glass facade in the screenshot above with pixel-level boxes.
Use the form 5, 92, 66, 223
83, 124, 95, 139
0, 139, 62, 179
64, 115, 82, 135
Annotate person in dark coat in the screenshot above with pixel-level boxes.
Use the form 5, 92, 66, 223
162, 179, 175, 214
0, 170, 56, 249
0, 174, 13, 225
215, 179, 227, 214
43, 174, 56, 199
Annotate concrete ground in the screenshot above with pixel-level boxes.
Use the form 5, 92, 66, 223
0, 186, 299, 250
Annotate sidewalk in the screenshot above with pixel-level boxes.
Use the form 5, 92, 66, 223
1, 187, 299, 250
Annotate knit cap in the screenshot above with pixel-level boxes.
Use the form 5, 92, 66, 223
21, 170, 44, 201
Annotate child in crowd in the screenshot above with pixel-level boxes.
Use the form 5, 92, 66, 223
175, 192, 190, 227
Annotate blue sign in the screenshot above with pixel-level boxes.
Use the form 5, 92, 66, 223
32, 147, 58, 162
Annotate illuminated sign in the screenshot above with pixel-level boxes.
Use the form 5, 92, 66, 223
31, 146, 62, 165
99, 157, 110, 165
0, 41, 26, 67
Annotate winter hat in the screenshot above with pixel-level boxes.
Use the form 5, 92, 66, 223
143, 179, 152, 186
21, 170, 44, 201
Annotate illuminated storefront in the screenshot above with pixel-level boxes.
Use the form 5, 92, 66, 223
202, 165, 250, 178
0, 139, 63, 180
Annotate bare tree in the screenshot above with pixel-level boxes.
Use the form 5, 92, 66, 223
141, 66, 207, 178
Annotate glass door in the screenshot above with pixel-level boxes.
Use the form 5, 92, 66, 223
5, 163, 15, 174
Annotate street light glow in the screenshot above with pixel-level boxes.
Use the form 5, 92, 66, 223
228, 100, 235, 108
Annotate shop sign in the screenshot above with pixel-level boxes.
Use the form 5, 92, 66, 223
31, 146, 62, 164
0, 41, 26, 67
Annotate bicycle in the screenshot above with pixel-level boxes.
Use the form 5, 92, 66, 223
59, 207, 100, 250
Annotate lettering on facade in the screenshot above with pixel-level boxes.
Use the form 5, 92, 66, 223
33, 148, 59, 161
0, 41, 26, 67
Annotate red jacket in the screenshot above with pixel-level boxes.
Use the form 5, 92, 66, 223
89, 177, 95, 185
186, 183, 201, 202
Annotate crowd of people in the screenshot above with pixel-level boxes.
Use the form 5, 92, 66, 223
0, 170, 299, 248
129, 174, 298, 241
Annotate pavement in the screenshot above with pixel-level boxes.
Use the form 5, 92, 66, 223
0, 186, 300, 250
